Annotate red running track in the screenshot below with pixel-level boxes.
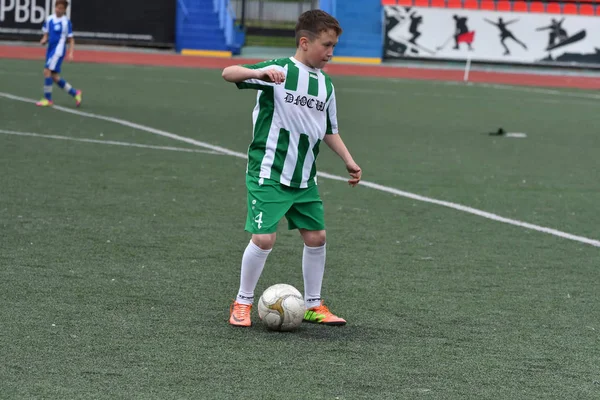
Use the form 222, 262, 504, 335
2, 45, 600, 90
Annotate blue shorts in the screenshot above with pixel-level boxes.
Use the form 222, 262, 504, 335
45, 48, 64, 73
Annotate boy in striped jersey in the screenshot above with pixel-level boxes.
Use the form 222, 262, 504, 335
223, 10, 362, 327
36, 0, 82, 107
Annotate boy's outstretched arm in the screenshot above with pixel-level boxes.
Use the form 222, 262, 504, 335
323, 134, 362, 187
68, 37, 75, 60
40, 33, 48, 45
222, 65, 285, 84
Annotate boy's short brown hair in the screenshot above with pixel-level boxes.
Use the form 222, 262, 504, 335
55, 0, 69, 8
295, 10, 342, 46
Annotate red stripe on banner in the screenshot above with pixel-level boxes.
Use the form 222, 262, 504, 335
513, 2, 528, 12
464, 0, 479, 9
496, 1, 511, 11
563, 3, 578, 14
383, 0, 594, 13
579, 4, 594, 14
480, 1, 495, 10
529, 2, 545, 12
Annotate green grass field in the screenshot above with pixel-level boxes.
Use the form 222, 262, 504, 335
1, 59, 600, 399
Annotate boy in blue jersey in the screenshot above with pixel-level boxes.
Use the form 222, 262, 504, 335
36, 0, 82, 107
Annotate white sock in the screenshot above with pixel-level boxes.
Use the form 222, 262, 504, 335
236, 240, 271, 305
302, 243, 326, 309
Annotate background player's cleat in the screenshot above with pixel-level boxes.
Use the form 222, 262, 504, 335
229, 301, 252, 327
303, 301, 347, 326
36, 99, 53, 107
75, 90, 82, 107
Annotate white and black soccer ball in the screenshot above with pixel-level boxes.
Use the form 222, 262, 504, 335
258, 283, 306, 332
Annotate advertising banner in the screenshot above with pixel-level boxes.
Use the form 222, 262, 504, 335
0, 0, 175, 46
384, 5, 600, 66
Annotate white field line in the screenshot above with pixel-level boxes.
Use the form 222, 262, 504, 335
1, 91, 598, 248
354, 75, 600, 101
0, 69, 218, 85
2, 68, 599, 105
0, 129, 224, 154
0, 92, 247, 158
472, 82, 600, 100
2, 67, 600, 101
318, 172, 599, 248
337, 88, 599, 107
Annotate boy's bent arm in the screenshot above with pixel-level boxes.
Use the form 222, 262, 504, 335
323, 134, 353, 164
222, 65, 285, 84
68, 37, 75, 59
323, 134, 362, 186
222, 66, 258, 83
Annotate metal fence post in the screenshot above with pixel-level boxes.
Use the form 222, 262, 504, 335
241, 0, 246, 28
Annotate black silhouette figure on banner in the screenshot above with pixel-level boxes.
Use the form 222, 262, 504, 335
536, 18, 568, 48
536, 18, 585, 52
436, 15, 475, 51
550, 48, 600, 64
408, 12, 423, 45
384, 6, 435, 57
485, 17, 527, 55
453, 15, 473, 50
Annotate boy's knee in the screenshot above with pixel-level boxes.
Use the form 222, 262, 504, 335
252, 233, 276, 250
302, 230, 326, 247
43, 69, 52, 77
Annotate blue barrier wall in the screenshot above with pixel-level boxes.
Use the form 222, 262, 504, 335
176, 0, 244, 54
175, 0, 382, 59
330, 0, 383, 59
320, 0, 336, 15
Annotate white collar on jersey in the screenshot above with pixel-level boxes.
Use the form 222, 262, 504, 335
290, 57, 320, 73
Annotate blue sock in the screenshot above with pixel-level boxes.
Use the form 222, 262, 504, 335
44, 77, 53, 100
57, 78, 77, 97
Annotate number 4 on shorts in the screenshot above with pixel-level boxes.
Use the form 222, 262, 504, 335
254, 212, 264, 229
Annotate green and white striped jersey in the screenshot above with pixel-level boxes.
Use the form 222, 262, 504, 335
236, 57, 338, 188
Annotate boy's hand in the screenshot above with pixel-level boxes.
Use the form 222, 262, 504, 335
346, 162, 362, 187
68, 52, 74, 61
255, 68, 285, 85
40, 37, 47, 45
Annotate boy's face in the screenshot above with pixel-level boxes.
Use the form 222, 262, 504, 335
304, 29, 338, 69
55, 4, 66, 16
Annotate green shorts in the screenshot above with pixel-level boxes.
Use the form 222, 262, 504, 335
245, 175, 325, 234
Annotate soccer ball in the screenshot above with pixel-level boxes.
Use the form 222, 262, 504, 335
258, 283, 306, 332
